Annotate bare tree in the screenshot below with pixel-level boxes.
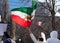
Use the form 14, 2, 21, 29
39, 0, 60, 30
46, 0, 55, 30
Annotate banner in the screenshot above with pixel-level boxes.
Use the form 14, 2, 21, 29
0, 23, 7, 36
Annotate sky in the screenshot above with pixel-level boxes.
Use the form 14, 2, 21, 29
8, 0, 47, 10
8, 0, 32, 10
38, 0, 46, 2
8, 0, 60, 12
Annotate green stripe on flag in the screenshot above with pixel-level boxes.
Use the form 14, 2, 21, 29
11, 0, 37, 15
11, 8, 33, 15
32, 0, 37, 9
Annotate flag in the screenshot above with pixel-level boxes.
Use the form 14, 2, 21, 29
11, 0, 37, 28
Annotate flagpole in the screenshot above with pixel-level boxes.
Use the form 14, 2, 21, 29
12, 22, 16, 43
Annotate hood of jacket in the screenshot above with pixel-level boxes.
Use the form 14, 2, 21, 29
50, 31, 58, 38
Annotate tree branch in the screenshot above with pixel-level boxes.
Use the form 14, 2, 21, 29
45, 0, 52, 12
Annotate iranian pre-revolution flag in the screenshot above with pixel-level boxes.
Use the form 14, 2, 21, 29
11, 0, 37, 28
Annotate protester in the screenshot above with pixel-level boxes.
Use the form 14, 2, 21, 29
46, 31, 60, 43
3, 32, 15, 43
28, 29, 45, 43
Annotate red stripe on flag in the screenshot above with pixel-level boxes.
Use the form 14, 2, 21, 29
12, 15, 32, 28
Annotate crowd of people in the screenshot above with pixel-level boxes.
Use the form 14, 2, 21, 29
28, 29, 60, 43
0, 28, 60, 43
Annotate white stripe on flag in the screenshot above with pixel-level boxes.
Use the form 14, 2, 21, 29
11, 11, 30, 19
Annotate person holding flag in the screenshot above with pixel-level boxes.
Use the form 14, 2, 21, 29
28, 28, 46, 43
